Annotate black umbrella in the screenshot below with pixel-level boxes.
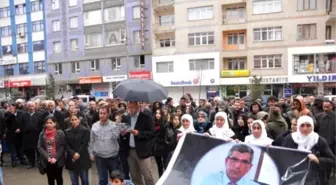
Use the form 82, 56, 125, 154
113, 79, 168, 102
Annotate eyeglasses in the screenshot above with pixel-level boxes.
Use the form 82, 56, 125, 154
300, 124, 311, 128
227, 157, 251, 165
252, 127, 261, 130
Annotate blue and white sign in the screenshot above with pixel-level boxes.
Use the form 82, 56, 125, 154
284, 88, 292, 97
307, 74, 336, 82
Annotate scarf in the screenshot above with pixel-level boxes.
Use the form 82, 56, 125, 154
45, 128, 57, 158
178, 114, 196, 133
245, 120, 273, 145
291, 116, 319, 151
209, 112, 235, 140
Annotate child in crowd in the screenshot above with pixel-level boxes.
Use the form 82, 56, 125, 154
110, 170, 134, 185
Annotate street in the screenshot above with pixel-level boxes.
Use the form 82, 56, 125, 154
2, 156, 159, 185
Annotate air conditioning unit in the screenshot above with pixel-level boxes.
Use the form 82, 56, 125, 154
19, 32, 25, 38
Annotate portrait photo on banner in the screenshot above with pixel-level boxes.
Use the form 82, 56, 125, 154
191, 142, 280, 185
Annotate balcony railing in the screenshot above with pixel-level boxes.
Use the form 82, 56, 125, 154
153, 23, 175, 33
153, 0, 174, 8
222, 15, 246, 24
83, 0, 100, 4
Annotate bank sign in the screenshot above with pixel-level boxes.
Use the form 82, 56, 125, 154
307, 74, 336, 82
169, 78, 216, 86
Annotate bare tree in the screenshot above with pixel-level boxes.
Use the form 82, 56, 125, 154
249, 75, 264, 100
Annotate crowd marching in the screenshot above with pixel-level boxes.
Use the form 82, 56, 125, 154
0, 94, 334, 185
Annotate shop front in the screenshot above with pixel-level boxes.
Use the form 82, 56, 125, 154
288, 74, 336, 95
103, 75, 128, 98
129, 70, 152, 80
76, 76, 104, 96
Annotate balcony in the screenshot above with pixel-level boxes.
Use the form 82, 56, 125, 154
220, 70, 249, 78
153, 0, 174, 12
223, 15, 246, 25
153, 23, 175, 33
325, 38, 336, 45
220, 0, 246, 5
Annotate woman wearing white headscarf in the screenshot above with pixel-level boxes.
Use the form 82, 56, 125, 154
177, 114, 196, 140
244, 120, 273, 146
282, 116, 335, 185
204, 112, 236, 141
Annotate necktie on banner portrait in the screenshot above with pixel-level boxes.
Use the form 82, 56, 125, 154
156, 134, 311, 185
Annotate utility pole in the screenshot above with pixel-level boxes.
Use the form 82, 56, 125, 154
198, 65, 203, 101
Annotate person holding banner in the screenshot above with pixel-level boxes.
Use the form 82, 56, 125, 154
244, 120, 273, 146
282, 116, 335, 185
198, 144, 260, 185
204, 112, 236, 141
177, 114, 196, 140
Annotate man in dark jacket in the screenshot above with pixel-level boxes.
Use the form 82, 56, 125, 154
20, 101, 43, 169
42, 101, 65, 130
5, 104, 27, 167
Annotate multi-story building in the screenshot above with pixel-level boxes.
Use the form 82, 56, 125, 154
0, 0, 46, 98
151, 0, 222, 101
150, 0, 336, 100
46, 0, 152, 99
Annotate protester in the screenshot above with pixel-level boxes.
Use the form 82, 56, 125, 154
177, 114, 196, 138
245, 120, 273, 146
204, 112, 236, 141
37, 116, 66, 185
110, 170, 134, 185
194, 111, 211, 134
153, 109, 167, 177
65, 115, 91, 185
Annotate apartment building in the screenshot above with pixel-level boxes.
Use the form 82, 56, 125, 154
0, 0, 46, 98
151, 0, 222, 101
46, 0, 152, 98
151, 0, 335, 100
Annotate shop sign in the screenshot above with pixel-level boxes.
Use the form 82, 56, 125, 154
260, 76, 288, 84
129, 71, 152, 80
307, 74, 336, 82
6, 80, 31, 87
221, 70, 249, 78
79, 76, 102, 84
140, 0, 146, 50
103, 75, 127, 82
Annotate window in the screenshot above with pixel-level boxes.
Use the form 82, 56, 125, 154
298, 0, 316, 10
85, 33, 102, 48
132, 6, 140, 19
253, 27, 282, 41
228, 58, 246, 70
111, 58, 121, 70
0, 7, 10, 18
70, 39, 78, 51
19, 63, 29, 75
157, 62, 174, 73
189, 59, 215, 70
293, 53, 336, 74
32, 20, 44, 32
52, 0, 60, 10
31, 1, 43, 12
253, 55, 282, 69
133, 31, 141, 44
54, 63, 63, 75
297, 24, 316, 40
15, 4, 26, 15
228, 33, 245, 45
69, 0, 77, 7
84, 10, 102, 25
326, 26, 332, 40
90, 59, 100, 71
33, 41, 44, 51
188, 6, 213, 21
69, 17, 78, 29
4, 65, 15, 76
159, 15, 174, 26
159, 38, 175, 48
53, 41, 61, 53
226, 7, 245, 20
134, 55, 145, 68
106, 29, 126, 46
188, 32, 214, 46
2, 45, 12, 55
16, 23, 27, 35
17, 43, 28, 53
252, 0, 281, 14
1, 26, 11, 37
34, 61, 46, 73
72, 62, 80, 73
52, 20, 60, 32
104, 6, 125, 23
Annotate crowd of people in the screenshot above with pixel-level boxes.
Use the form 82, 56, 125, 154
0, 93, 334, 185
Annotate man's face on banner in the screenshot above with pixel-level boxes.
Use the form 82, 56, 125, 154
225, 151, 252, 182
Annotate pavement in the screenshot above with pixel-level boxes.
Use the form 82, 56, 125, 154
2, 156, 159, 185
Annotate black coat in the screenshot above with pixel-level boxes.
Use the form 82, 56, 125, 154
37, 129, 66, 168
42, 110, 65, 130
20, 111, 43, 150
282, 135, 335, 185
315, 111, 336, 154
5, 111, 23, 142
64, 124, 91, 171
128, 112, 155, 159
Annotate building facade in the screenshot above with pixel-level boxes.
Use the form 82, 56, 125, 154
0, 0, 47, 98
46, 0, 152, 99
